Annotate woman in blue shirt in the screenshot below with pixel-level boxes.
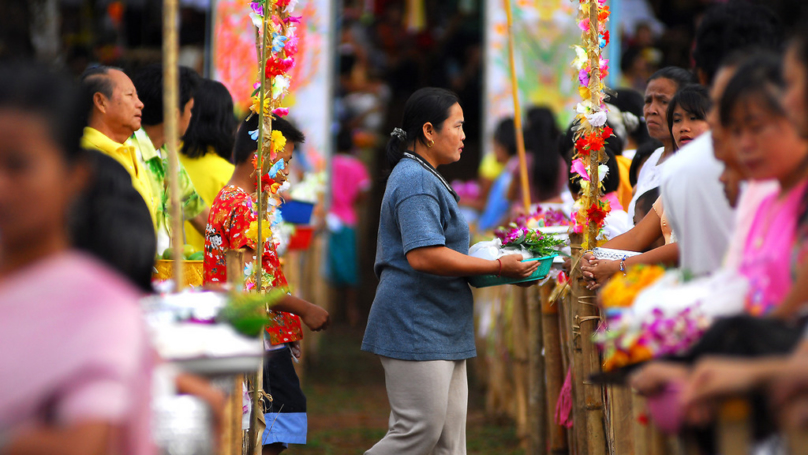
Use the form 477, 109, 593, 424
362, 88, 538, 454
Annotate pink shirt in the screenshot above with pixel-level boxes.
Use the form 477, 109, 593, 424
0, 252, 154, 455
330, 154, 370, 226
724, 180, 779, 270
740, 181, 808, 316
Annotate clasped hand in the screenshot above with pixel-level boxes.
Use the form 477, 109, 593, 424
579, 252, 619, 291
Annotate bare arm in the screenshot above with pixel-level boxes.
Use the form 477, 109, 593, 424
6, 422, 111, 455
406, 246, 538, 279
581, 243, 679, 289
601, 206, 664, 252
241, 247, 330, 331
189, 208, 210, 235
770, 260, 808, 320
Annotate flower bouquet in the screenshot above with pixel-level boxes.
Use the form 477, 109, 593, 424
468, 223, 565, 288
594, 267, 749, 372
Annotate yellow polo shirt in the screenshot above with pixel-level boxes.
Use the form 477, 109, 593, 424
179, 148, 235, 207
81, 127, 158, 230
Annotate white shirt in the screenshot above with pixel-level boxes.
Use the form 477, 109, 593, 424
660, 132, 736, 276
627, 146, 665, 222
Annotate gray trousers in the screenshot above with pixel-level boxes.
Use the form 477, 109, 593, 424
365, 357, 468, 455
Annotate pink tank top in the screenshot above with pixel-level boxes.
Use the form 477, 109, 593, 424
739, 181, 808, 315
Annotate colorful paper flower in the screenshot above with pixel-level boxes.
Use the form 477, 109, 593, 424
250, 2, 263, 16
578, 68, 590, 87
272, 75, 290, 98
249, 129, 260, 141
572, 159, 590, 181
270, 130, 287, 153
272, 107, 289, 117
269, 158, 285, 179
284, 35, 299, 56
271, 33, 288, 52
586, 201, 609, 226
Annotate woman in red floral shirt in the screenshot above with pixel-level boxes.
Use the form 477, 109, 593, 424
203, 115, 329, 454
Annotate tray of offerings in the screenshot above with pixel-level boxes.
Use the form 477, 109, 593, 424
468, 254, 558, 288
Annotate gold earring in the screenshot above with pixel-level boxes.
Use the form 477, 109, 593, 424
427, 140, 435, 148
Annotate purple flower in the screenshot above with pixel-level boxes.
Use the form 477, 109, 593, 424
250, 2, 263, 16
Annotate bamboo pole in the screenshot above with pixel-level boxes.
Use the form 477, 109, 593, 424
585, 2, 601, 248
528, 285, 547, 455
580, 2, 608, 452
542, 282, 568, 455
162, 0, 184, 287
717, 398, 751, 455
569, 235, 588, 455
503, 0, 531, 214
225, 249, 246, 455
607, 385, 634, 455
579, 292, 606, 455
247, 10, 271, 454
512, 288, 529, 444
632, 393, 649, 455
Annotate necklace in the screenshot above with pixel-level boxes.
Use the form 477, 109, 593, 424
402, 151, 459, 202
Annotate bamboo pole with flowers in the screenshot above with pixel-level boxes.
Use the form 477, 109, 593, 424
567, 1, 612, 454
243, 0, 303, 452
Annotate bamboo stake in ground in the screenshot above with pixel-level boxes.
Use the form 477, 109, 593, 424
528, 285, 547, 455
542, 282, 568, 455
225, 249, 247, 455
503, 0, 531, 214
569, 236, 589, 455
162, 0, 183, 288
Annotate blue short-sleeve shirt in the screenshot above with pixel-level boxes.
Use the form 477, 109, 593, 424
361, 157, 475, 361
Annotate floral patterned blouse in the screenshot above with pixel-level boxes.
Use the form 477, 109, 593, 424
203, 185, 303, 345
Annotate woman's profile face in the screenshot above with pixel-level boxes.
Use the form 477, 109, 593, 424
670, 105, 709, 149
783, 46, 808, 138
428, 103, 466, 166
729, 99, 808, 182
643, 78, 678, 143
0, 111, 83, 251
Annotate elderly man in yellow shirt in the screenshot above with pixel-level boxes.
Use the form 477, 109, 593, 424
80, 66, 158, 231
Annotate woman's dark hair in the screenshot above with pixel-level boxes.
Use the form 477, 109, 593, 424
182, 78, 238, 160
71, 150, 156, 293
336, 126, 353, 154
613, 88, 653, 147
493, 117, 517, 157
525, 107, 562, 200
0, 62, 87, 164
719, 54, 784, 128
648, 66, 697, 91
666, 84, 712, 149
131, 64, 200, 126
693, 3, 782, 86
386, 87, 460, 167
629, 139, 663, 187
634, 187, 660, 221
789, 27, 808, 119
233, 114, 306, 165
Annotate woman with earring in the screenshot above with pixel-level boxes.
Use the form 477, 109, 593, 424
362, 88, 538, 454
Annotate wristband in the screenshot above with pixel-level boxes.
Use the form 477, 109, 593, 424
619, 255, 627, 276
496, 259, 502, 277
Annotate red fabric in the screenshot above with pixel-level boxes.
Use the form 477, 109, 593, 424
204, 185, 303, 345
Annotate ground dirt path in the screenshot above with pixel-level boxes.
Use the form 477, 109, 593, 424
292, 325, 523, 455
